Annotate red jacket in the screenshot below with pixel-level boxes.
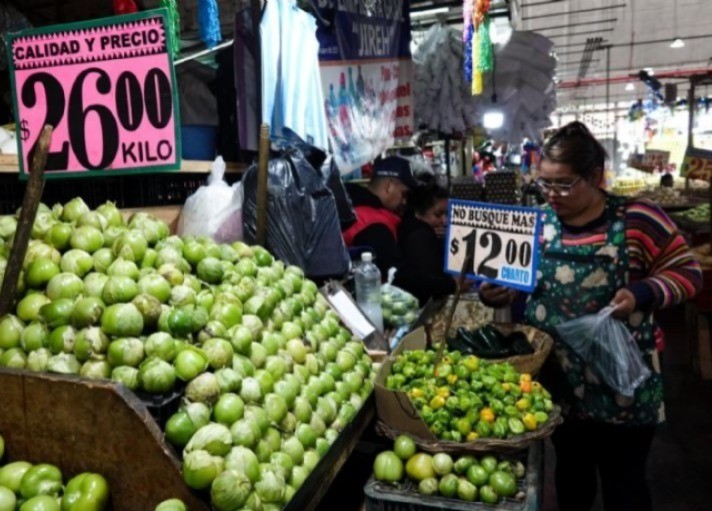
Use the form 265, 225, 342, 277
342, 205, 401, 247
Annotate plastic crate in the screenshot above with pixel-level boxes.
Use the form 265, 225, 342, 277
364, 444, 542, 511
451, 177, 485, 202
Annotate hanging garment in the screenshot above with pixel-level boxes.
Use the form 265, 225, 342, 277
260, 0, 329, 150
234, 7, 260, 152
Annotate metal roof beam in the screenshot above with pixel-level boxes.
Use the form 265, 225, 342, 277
547, 28, 615, 39
531, 18, 618, 32
522, 3, 626, 21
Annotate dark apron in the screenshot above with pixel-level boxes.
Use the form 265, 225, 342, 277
525, 195, 663, 426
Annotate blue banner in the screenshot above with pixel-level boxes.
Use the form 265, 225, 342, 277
315, 0, 412, 60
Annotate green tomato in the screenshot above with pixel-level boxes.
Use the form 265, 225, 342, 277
45, 223, 73, 251
489, 470, 517, 498
154, 499, 187, 511
165, 410, 198, 448
0, 485, 15, 511
457, 479, 478, 502
372, 451, 403, 483
393, 435, 416, 461
70, 226, 104, 254
405, 453, 436, 482
479, 484, 500, 504
0, 461, 32, 493
39, 299, 74, 328
101, 304, 144, 337
19, 495, 60, 511
0, 314, 24, 350
20, 464, 63, 499
25, 259, 60, 288
466, 464, 489, 487
60, 473, 109, 511
17, 294, 52, 322
438, 473, 459, 499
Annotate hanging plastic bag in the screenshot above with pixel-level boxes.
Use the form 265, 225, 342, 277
555, 305, 651, 398
177, 156, 244, 242
381, 268, 420, 328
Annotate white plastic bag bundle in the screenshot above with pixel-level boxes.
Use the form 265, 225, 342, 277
178, 156, 244, 242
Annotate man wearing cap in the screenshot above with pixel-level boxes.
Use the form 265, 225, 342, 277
342, 156, 417, 278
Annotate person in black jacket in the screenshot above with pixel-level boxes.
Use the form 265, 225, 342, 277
394, 175, 458, 304
342, 156, 417, 278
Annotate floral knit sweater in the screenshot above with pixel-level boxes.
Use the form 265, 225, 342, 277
553, 198, 703, 350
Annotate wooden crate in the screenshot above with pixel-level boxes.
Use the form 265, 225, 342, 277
0, 369, 210, 511
0, 368, 377, 511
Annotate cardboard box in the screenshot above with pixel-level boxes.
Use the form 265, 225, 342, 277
374, 327, 438, 441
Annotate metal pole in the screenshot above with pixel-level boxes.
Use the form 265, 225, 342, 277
605, 46, 611, 134
688, 79, 696, 149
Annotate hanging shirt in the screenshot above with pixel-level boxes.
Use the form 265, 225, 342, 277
260, 0, 329, 150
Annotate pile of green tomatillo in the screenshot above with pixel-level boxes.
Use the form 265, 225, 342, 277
0, 198, 377, 510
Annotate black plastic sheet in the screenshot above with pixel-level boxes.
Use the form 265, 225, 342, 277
242, 133, 350, 279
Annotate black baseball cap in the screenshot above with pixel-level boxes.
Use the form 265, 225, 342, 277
372, 156, 418, 188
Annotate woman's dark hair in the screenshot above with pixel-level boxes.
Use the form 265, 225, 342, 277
542, 121, 608, 179
409, 174, 449, 216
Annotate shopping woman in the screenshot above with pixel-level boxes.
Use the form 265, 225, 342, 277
393, 174, 457, 304
480, 121, 702, 511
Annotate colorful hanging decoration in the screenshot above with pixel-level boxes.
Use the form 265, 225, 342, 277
160, 0, 181, 58
198, 0, 222, 49
463, 0, 493, 96
463, 0, 474, 83
113, 0, 138, 15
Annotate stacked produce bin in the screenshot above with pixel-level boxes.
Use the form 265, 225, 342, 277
366, 295, 560, 510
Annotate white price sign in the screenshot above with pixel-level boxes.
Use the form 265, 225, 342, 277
445, 201, 543, 292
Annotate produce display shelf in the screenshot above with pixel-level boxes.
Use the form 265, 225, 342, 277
0, 154, 246, 174
285, 393, 376, 511
364, 442, 543, 511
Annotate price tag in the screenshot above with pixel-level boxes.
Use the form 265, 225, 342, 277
642, 149, 670, 170
6, 9, 181, 179
445, 200, 543, 292
681, 146, 712, 181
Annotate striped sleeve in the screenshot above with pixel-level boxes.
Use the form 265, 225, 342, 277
625, 199, 703, 310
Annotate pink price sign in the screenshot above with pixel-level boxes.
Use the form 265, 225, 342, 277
7, 10, 181, 178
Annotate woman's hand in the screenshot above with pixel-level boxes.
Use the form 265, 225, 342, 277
479, 282, 516, 308
611, 288, 636, 318
456, 278, 476, 293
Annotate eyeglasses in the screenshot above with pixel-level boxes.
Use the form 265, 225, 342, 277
535, 177, 582, 197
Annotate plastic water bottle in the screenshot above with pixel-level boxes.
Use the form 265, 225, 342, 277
354, 252, 384, 332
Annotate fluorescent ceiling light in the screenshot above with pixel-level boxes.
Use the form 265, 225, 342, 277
483, 111, 505, 130
670, 37, 685, 48
625, 82, 635, 91
644, 67, 655, 76
410, 7, 450, 18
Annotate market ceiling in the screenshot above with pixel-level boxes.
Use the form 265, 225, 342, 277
412, 0, 712, 113
7, 0, 711, 113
